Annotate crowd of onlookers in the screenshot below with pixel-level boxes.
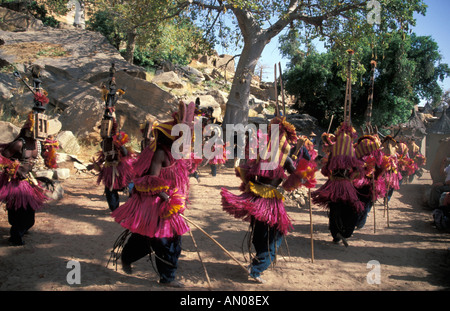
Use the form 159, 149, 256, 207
429, 147, 450, 232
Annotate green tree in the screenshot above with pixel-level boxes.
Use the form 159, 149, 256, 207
283, 32, 450, 130
89, 1, 212, 66
181, 0, 426, 126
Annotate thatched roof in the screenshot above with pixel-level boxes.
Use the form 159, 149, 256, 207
422, 102, 433, 114
428, 108, 450, 135
399, 109, 427, 136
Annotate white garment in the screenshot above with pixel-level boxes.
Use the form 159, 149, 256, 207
445, 165, 450, 183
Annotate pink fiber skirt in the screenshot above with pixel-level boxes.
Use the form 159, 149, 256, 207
0, 174, 47, 211
112, 192, 189, 238
221, 188, 292, 235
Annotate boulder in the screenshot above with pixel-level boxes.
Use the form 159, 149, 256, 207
114, 71, 177, 117
180, 65, 205, 85
0, 7, 44, 32
0, 121, 20, 143
250, 85, 270, 101
207, 89, 228, 110
54, 168, 70, 180
47, 181, 64, 201
57, 131, 80, 155
35, 170, 54, 180
152, 71, 185, 89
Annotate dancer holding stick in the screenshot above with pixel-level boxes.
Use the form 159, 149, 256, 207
278, 62, 286, 116
188, 228, 212, 289
221, 115, 317, 283
312, 50, 365, 247
308, 189, 314, 263
353, 134, 385, 231
110, 101, 196, 288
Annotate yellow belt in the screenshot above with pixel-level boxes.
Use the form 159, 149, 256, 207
246, 181, 284, 201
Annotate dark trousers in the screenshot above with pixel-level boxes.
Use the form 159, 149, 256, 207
430, 185, 450, 209
356, 185, 373, 229
8, 207, 35, 245
105, 187, 120, 211
356, 200, 373, 229
122, 233, 182, 283
211, 164, 217, 176
249, 219, 283, 278
328, 202, 358, 240
387, 178, 404, 202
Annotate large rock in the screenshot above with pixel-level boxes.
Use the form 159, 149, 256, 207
152, 71, 185, 89
114, 70, 178, 123
0, 7, 43, 32
250, 85, 271, 101
57, 131, 80, 155
0, 121, 20, 143
180, 65, 205, 85
197, 53, 235, 73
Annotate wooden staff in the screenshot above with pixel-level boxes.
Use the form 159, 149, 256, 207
344, 51, 353, 123
327, 115, 335, 134
13, 71, 36, 95
181, 214, 249, 274
308, 189, 314, 263
274, 64, 280, 117
372, 175, 376, 233
278, 62, 286, 116
188, 229, 212, 289
386, 194, 390, 228
384, 178, 391, 228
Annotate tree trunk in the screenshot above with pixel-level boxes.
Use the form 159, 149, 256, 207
222, 39, 266, 126
222, 8, 290, 127
125, 29, 137, 64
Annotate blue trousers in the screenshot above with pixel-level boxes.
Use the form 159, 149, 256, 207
249, 219, 283, 278
105, 187, 120, 211
121, 233, 182, 283
356, 201, 373, 229
387, 178, 404, 202
211, 164, 217, 176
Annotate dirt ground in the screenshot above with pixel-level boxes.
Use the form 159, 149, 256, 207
0, 164, 449, 292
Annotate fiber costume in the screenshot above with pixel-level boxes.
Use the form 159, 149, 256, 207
110, 101, 195, 286
381, 136, 402, 203
396, 141, 416, 178
311, 122, 364, 243
0, 71, 51, 245
221, 116, 316, 283
42, 135, 59, 169
91, 63, 135, 211
353, 134, 386, 229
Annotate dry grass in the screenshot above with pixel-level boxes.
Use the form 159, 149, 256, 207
0, 42, 69, 63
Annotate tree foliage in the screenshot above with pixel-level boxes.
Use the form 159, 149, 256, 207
283, 32, 450, 130
181, 0, 428, 125
87, 1, 213, 67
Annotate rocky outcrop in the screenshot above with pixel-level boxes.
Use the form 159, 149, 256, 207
0, 19, 178, 140
0, 7, 44, 32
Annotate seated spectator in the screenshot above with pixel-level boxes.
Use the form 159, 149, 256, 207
429, 161, 450, 209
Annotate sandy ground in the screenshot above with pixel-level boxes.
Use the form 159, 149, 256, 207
0, 164, 449, 292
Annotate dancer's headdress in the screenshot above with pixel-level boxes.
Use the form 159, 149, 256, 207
260, 116, 298, 167
355, 135, 381, 159
14, 69, 49, 140
148, 101, 196, 152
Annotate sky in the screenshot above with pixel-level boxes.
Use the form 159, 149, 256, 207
218, 0, 450, 97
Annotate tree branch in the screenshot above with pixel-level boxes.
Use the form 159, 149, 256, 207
264, 0, 368, 42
